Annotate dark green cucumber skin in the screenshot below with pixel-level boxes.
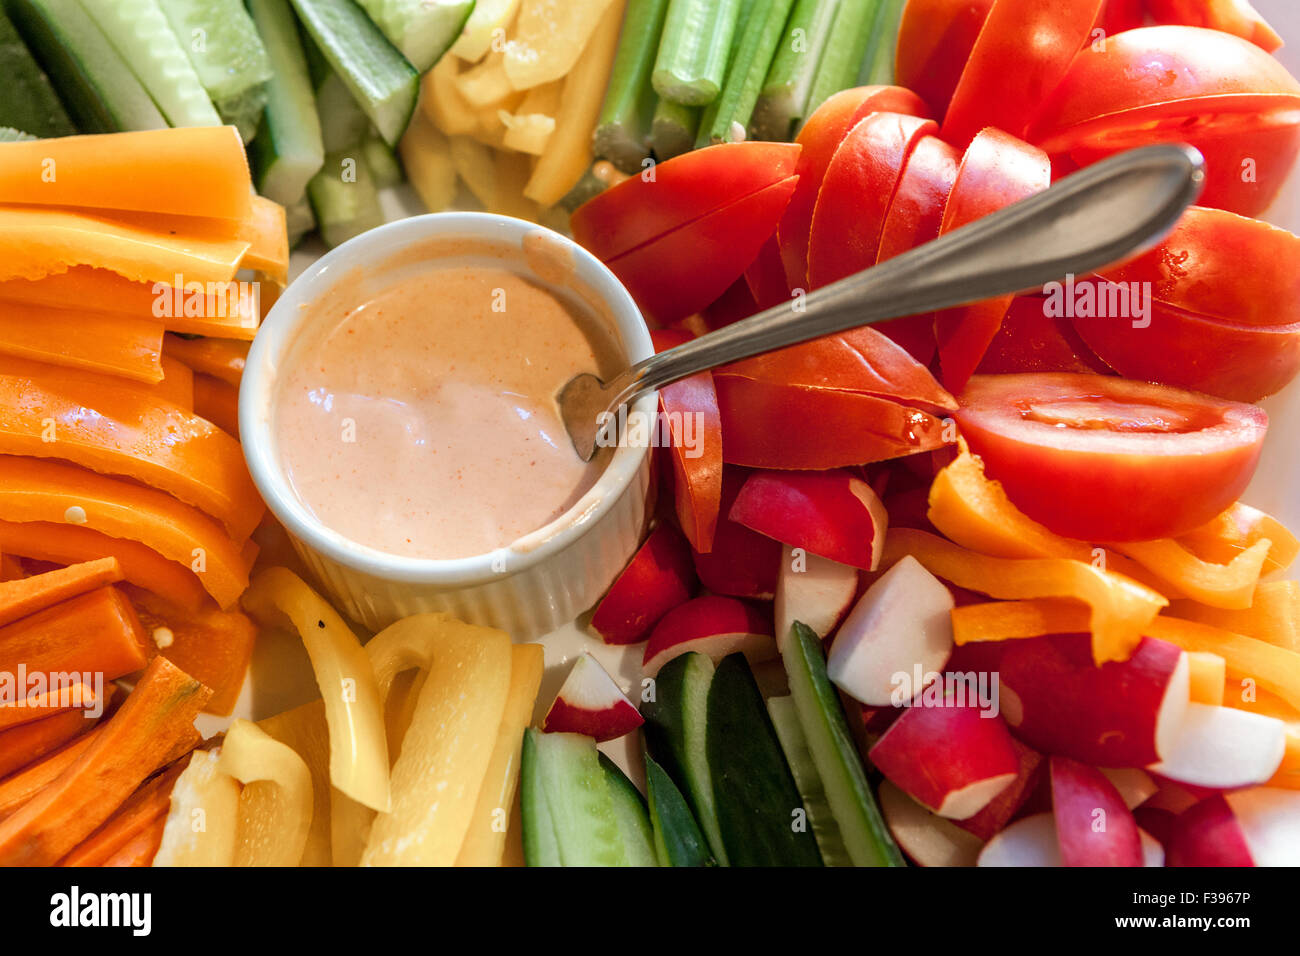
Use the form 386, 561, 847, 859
645, 753, 715, 867
788, 622, 905, 866
707, 653, 823, 866
0, 4, 74, 136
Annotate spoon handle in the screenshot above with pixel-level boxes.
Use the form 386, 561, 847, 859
607, 143, 1204, 404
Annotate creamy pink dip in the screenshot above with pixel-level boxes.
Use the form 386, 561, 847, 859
275, 241, 620, 559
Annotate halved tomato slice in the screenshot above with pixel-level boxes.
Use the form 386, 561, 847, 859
1147, 0, 1282, 53
976, 295, 1111, 375
954, 373, 1269, 542
895, 0, 996, 119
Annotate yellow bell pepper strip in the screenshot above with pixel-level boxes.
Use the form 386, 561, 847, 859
1168, 581, 1300, 651
241, 568, 390, 813
153, 749, 241, 867
455, 643, 545, 867
927, 446, 1178, 596
1145, 615, 1300, 712
1107, 537, 1271, 610
1178, 502, 1299, 575
361, 618, 513, 866
218, 719, 313, 867
885, 528, 1166, 663
1186, 652, 1226, 705
257, 700, 333, 867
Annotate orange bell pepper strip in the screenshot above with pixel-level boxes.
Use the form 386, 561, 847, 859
1269, 729, 1300, 790
0, 457, 254, 609
0, 556, 122, 627
0, 352, 189, 409
1146, 615, 1300, 712
0, 357, 264, 540
950, 597, 1090, 645
0, 206, 250, 285
1186, 652, 1226, 705
927, 446, 1179, 596
0, 267, 260, 340
1178, 501, 1299, 574
0, 521, 210, 612
0, 300, 165, 383
1169, 581, 1299, 651
193, 373, 240, 438
884, 528, 1166, 663
1107, 537, 1271, 610
237, 196, 290, 286
163, 334, 248, 387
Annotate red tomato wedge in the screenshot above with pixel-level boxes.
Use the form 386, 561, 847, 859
1147, 0, 1282, 53
743, 234, 792, 311
977, 294, 1111, 375
933, 129, 1051, 393
691, 469, 781, 598
650, 329, 724, 553
941, 0, 1104, 148
875, 135, 962, 364
807, 112, 937, 289
603, 175, 799, 324
570, 142, 800, 262
1098, 0, 1144, 34
773, 85, 928, 292
895, 0, 996, 119
954, 373, 1269, 542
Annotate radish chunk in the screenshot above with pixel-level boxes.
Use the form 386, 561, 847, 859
774, 544, 858, 648
878, 780, 984, 867
953, 738, 1044, 841
826, 555, 954, 707
997, 634, 1190, 766
868, 700, 1020, 819
642, 595, 776, 676
1050, 756, 1143, 867
1224, 788, 1300, 867
729, 468, 888, 570
542, 653, 644, 743
1149, 703, 1286, 789
590, 523, 697, 646
978, 813, 1061, 866
1165, 793, 1258, 866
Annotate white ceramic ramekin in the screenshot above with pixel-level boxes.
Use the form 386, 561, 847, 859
240, 213, 656, 638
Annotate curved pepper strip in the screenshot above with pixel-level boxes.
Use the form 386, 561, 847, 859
241, 568, 390, 813
0, 457, 253, 609
1107, 538, 1271, 610
1168, 581, 1299, 652
0, 358, 263, 540
0, 300, 164, 383
884, 528, 1166, 663
163, 333, 248, 387
152, 749, 240, 867
1178, 502, 1299, 574
218, 719, 313, 867
257, 701, 334, 867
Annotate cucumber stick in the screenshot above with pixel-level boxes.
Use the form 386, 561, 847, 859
157, 0, 273, 137
5, 0, 167, 132
79, 0, 222, 127
362, 136, 403, 188
645, 753, 715, 866
308, 150, 385, 248
652, 0, 743, 107
316, 71, 371, 152
858, 0, 905, 86
289, 0, 418, 146
520, 730, 628, 867
641, 652, 728, 864
354, 0, 475, 72
599, 753, 658, 867
0, 6, 75, 136
248, 0, 324, 206
751, 0, 838, 141
784, 623, 905, 866
768, 694, 853, 866
696, 0, 795, 146
593, 0, 670, 174
804, 0, 879, 121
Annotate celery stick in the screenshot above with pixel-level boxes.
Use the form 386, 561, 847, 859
695, 0, 795, 147
651, 96, 698, 161
805, 0, 878, 121
858, 0, 905, 85
750, 0, 837, 141
652, 0, 743, 107
79, 0, 222, 127
593, 0, 670, 175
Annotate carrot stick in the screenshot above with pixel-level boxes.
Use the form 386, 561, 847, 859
238, 196, 290, 286
194, 374, 240, 438
0, 686, 115, 778
0, 683, 103, 732
101, 815, 168, 866
0, 656, 210, 865
163, 334, 248, 387
0, 127, 253, 220
0, 301, 164, 383
0, 521, 209, 612
0, 557, 122, 628
0, 585, 150, 682
59, 760, 185, 867
0, 556, 21, 581
0, 729, 100, 820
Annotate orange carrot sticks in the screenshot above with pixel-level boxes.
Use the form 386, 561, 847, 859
0, 686, 115, 778
0, 557, 122, 628
0, 585, 150, 682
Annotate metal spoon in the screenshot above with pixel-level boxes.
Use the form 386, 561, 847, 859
559, 143, 1206, 461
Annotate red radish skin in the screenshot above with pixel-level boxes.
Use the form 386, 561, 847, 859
868, 700, 1020, 819
1166, 793, 1256, 866
590, 523, 697, 646
827, 555, 954, 707
1149, 702, 1286, 789
774, 544, 858, 648
642, 595, 776, 677
1050, 756, 1143, 867
729, 469, 888, 570
691, 469, 781, 599
952, 737, 1044, 842
542, 653, 644, 743
997, 634, 1190, 767
878, 780, 984, 867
